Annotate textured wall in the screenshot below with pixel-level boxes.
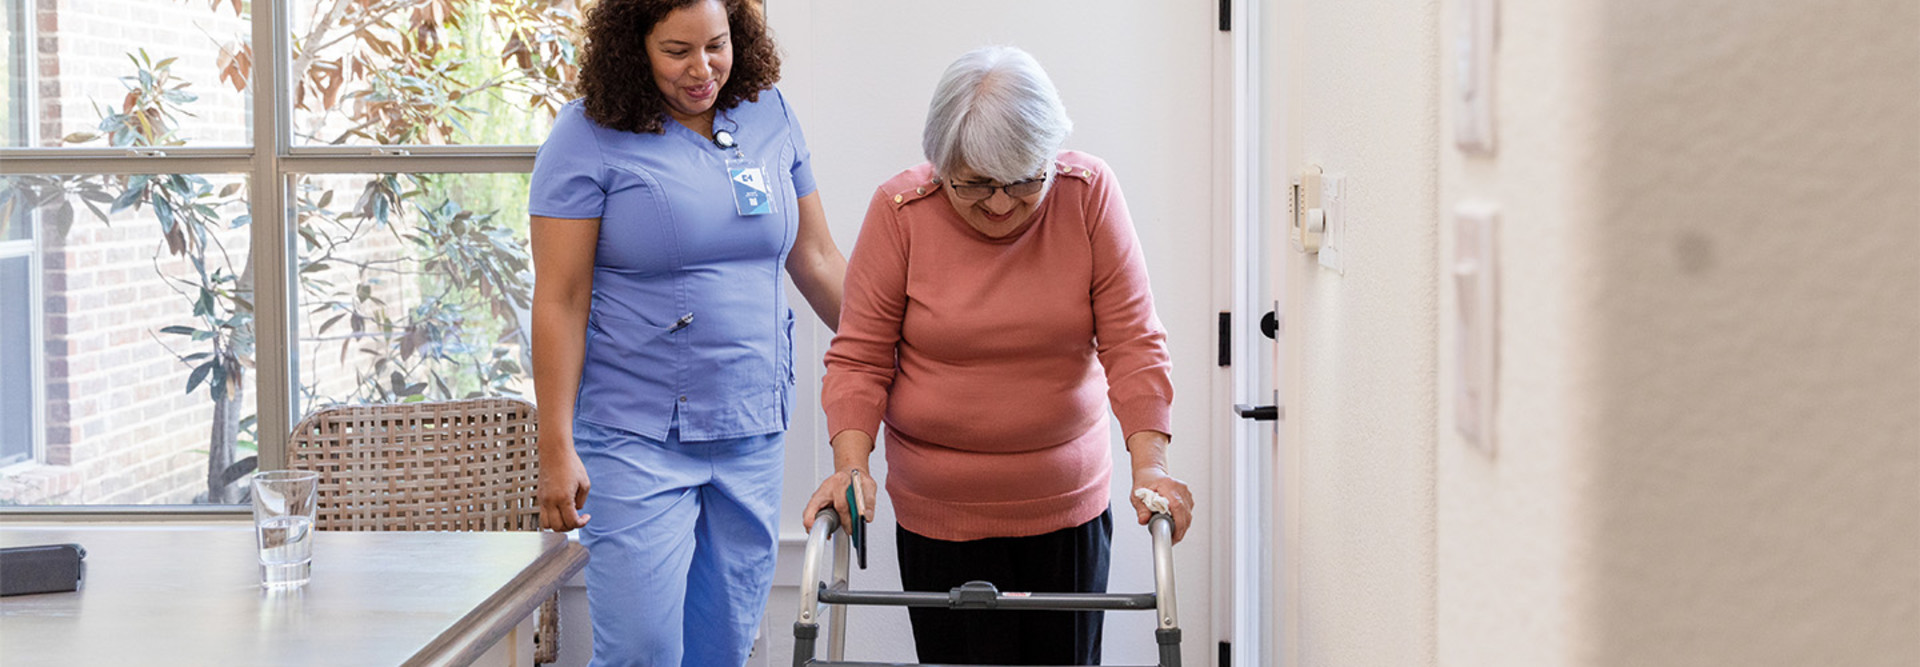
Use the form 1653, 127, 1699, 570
1291, 0, 1919, 664
1283, 0, 1442, 664
1580, 1, 1920, 663
1429, 1, 1920, 666
1434, 0, 1602, 664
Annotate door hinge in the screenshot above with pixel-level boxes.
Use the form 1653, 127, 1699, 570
1217, 312, 1232, 367
1218, 0, 1231, 31
1219, 640, 1231, 667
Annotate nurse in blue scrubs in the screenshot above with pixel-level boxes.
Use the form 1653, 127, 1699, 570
526, 0, 845, 664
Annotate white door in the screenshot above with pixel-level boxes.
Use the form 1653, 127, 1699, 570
766, 2, 1227, 666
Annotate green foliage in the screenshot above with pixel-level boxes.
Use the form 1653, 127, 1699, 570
4, 0, 584, 502
295, 173, 531, 406
284, 0, 582, 145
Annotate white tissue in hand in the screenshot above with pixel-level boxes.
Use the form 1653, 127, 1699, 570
1133, 488, 1171, 514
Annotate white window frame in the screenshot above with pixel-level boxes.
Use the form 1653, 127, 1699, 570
0, 0, 538, 516
0, 230, 43, 473
2, 0, 44, 475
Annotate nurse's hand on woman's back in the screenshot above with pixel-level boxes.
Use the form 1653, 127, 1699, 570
539, 444, 592, 531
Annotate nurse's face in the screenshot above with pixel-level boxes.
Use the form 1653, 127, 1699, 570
942, 165, 1049, 238
647, 0, 732, 123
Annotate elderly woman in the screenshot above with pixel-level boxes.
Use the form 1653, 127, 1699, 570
803, 46, 1193, 665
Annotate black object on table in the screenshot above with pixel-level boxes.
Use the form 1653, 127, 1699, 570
0, 543, 86, 596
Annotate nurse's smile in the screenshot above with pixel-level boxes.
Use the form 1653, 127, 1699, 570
648, 0, 733, 131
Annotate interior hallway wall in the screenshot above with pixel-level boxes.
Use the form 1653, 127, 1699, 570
1439, 1, 1920, 664
1573, 1, 1919, 663
1278, 0, 1920, 664
1434, 0, 1594, 664
1277, 0, 1442, 664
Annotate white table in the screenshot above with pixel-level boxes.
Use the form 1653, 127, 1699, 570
0, 525, 587, 666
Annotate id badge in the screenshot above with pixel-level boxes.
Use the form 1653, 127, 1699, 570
726, 158, 773, 216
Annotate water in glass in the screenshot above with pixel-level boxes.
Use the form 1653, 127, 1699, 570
252, 470, 320, 588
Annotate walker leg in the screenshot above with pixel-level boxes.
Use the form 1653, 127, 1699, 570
829, 528, 851, 660
792, 622, 819, 667
794, 510, 838, 667
1157, 627, 1182, 667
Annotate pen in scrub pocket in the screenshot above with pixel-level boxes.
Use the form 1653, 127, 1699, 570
668, 313, 694, 333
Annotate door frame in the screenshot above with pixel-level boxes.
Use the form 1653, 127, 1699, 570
1228, 0, 1276, 664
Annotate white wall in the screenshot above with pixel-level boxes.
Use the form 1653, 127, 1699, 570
1276, 0, 1920, 665
767, 2, 1226, 666
1275, 0, 1442, 664
1434, 0, 1594, 663
1538, 1, 1916, 663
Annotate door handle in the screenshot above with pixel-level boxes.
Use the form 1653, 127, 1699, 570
1233, 404, 1280, 421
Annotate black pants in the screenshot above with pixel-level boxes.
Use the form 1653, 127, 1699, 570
895, 509, 1113, 666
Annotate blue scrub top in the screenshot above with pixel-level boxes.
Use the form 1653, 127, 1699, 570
529, 87, 816, 442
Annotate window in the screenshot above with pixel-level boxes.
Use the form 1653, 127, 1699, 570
293, 172, 533, 412
3, 0, 28, 145
1, 235, 33, 469
288, 0, 570, 147
2, 173, 251, 505
2, 0, 580, 507
23, 0, 252, 148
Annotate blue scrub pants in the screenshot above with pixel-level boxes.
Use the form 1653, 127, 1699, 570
575, 420, 785, 667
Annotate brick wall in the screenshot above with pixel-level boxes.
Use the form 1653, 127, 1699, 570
37, 0, 248, 147
34, 189, 253, 504
2, 0, 251, 505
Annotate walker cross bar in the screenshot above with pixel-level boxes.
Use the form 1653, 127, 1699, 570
818, 580, 1160, 610
792, 509, 1182, 667
799, 662, 1170, 667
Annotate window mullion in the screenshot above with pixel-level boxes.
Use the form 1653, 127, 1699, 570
250, 0, 293, 473
0, 155, 255, 175
280, 154, 535, 175
288, 145, 538, 156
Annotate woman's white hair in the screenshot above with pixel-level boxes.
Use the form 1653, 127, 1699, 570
922, 46, 1073, 183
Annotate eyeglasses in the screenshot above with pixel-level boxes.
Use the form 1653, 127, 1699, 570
945, 175, 1047, 201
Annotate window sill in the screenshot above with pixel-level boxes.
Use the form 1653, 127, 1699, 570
0, 462, 84, 505
0, 463, 249, 519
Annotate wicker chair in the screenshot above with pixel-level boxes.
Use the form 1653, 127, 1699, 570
286, 397, 561, 665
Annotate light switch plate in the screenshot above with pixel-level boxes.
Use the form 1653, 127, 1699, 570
1290, 166, 1324, 254
1316, 173, 1346, 274
1453, 0, 1497, 153
1452, 201, 1498, 452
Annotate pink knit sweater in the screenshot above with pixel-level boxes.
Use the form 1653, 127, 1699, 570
822, 151, 1173, 541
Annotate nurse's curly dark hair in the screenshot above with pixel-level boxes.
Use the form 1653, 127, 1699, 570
578, 0, 781, 134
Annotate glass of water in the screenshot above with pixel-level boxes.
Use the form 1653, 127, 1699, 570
251, 470, 320, 588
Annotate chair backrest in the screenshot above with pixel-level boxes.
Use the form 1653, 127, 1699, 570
286, 398, 540, 532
